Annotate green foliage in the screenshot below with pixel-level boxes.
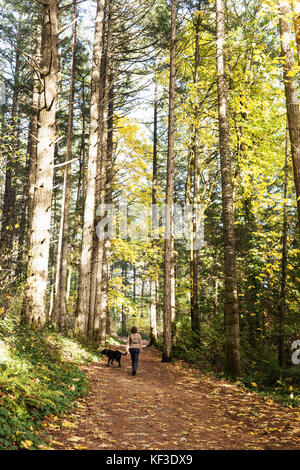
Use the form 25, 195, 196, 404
172, 315, 300, 407
0, 312, 100, 450
239, 357, 300, 407
105, 334, 126, 345
172, 315, 226, 371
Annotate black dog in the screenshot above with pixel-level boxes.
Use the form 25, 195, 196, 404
100, 349, 127, 367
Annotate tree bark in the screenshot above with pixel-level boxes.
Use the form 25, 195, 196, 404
53, 0, 77, 331
279, 124, 289, 367
103, 67, 114, 340
27, 5, 43, 251
76, 0, 105, 335
191, 5, 201, 333
216, 0, 240, 376
133, 266, 136, 303
92, 1, 112, 342
149, 71, 158, 346
162, 0, 176, 363
121, 263, 127, 336
23, 0, 59, 326
76, 76, 87, 210
0, 37, 21, 255
278, 0, 300, 233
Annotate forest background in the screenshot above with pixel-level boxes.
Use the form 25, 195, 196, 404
0, 0, 300, 450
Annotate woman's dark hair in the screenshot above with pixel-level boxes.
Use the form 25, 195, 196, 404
130, 326, 137, 334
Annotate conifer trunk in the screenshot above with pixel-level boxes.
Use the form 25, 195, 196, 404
149, 73, 159, 346
191, 6, 201, 333
76, 0, 105, 335
278, 125, 289, 367
93, 1, 112, 342
103, 68, 114, 339
23, 0, 59, 326
27, 5, 43, 250
162, 0, 176, 362
54, 0, 77, 331
278, 0, 300, 233
216, 0, 240, 376
0, 41, 21, 254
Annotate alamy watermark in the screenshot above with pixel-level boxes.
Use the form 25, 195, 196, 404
291, 340, 300, 365
95, 196, 204, 250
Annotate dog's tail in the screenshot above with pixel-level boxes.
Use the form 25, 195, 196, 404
121, 352, 127, 356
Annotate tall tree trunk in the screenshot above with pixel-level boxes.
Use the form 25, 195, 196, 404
278, 124, 289, 367
27, 6, 43, 249
214, 278, 219, 315
76, 0, 105, 335
216, 0, 240, 376
51, 57, 64, 327
185, 143, 193, 323
278, 0, 300, 233
23, 0, 59, 326
162, 0, 176, 363
133, 266, 136, 303
149, 278, 158, 344
121, 263, 127, 336
72, 75, 87, 317
149, 71, 158, 346
53, 0, 77, 331
0, 39, 21, 255
103, 68, 114, 340
49, 162, 59, 322
88, 50, 106, 339
141, 279, 145, 314
77, 76, 87, 210
191, 6, 201, 333
16, 126, 32, 280
92, 1, 112, 342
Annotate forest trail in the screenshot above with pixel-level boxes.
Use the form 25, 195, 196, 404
44, 340, 300, 450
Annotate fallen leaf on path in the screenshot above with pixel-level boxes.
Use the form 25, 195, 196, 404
62, 420, 76, 428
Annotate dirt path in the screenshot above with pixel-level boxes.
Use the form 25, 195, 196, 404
44, 341, 300, 450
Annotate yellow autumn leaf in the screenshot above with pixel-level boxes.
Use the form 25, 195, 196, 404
48, 423, 59, 429
21, 440, 33, 449
62, 420, 76, 429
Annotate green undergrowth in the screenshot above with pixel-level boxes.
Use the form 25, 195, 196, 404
235, 359, 300, 408
0, 313, 102, 450
169, 322, 300, 408
105, 334, 126, 345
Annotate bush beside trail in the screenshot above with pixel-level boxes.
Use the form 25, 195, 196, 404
0, 312, 101, 450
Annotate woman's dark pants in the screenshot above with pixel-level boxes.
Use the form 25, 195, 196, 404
130, 348, 140, 376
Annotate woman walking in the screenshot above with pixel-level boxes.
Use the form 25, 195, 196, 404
126, 326, 142, 376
